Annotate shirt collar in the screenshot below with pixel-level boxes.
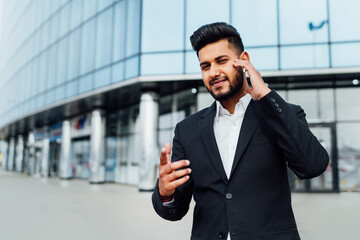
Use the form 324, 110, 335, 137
215, 93, 252, 120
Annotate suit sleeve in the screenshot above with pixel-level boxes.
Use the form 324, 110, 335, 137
257, 90, 329, 179
152, 124, 194, 221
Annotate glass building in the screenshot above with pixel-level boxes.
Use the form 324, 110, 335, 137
0, 0, 360, 191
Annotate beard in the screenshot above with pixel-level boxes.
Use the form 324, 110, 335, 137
206, 69, 244, 102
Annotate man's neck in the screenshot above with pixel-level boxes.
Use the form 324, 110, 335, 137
220, 90, 248, 114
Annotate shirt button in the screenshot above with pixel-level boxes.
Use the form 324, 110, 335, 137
225, 193, 232, 200
219, 232, 226, 239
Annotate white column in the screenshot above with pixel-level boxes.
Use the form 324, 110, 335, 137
7, 138, 15, 171
27, 132, 35, 175
139, 92, 159, 191
89, 110, 105, 183
15, 135, 24, 172
41, 138, 50, 177
59, 121, 71, 179
1, 141, 8, 170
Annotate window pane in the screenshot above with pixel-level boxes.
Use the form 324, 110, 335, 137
185, 51, 200, 74
331, 43, 360, 67
336, 88, 360, 121
279, 0, 328, 44
94, 67, 111, 89
329, 0, 360, 42
280, 45, 329, 69
83, 0, 98, 21
70, 0, 83, 30
186, 0, 229, 50
112, 61, 125, 83
47, 45, 58, 89
80, 19, 96, 75
67, 29, 81, 80
59, 3, 70, 38
66, 80, 78, 98
232, 0, 277, 47
96, 8, 113, 69
125, 57, 139, 79
141, 53, 183, 75
113, 1, 126, 62
142, 0, 184, 52
126, 0, 141, 57
57, 38, 69, 85
98, 0, 114, 12
79, 74, 94, 93
287, 90, 318, 120
247, 47, 278, 71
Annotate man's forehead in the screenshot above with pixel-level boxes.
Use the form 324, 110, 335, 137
198, 40, 236, 61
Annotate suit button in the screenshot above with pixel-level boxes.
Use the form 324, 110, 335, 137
225, 193, 232, 200
277, 108, 282, 112
274, 103, 279, 107
219, 232, 226, 239
271, 98, 275, 102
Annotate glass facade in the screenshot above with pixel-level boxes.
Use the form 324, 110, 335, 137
0, 0, 359, 190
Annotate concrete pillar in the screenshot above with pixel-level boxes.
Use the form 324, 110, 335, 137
139, 92, 159, 191
15, 135, 24, 172
59, 120, 71, 179
7, 138, 15, 171
1, 141, 8, 170
89, 110, 105, 183
41, 138, 50, 177
28, 132, 35, 175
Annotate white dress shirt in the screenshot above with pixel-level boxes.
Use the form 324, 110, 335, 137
214, 93, 252, 179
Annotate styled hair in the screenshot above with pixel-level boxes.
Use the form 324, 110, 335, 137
190, 22, 244, 56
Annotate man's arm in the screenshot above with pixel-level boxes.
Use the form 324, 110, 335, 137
152, 126, 194, 221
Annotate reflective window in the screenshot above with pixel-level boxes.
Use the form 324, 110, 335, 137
232, 0, 278, 47
329, 0, 360, 42
185, 51, 200, 74
113, 1, 126, 62
47, 45, 58, 89
83, 0, 98, 21
66, 80, 78, 98
280, 45, 329, 69
142, 0, 184, 52
247, 47, 278, 71
98, 0, 114, 12
38, 53, 48, 93
94, 67, 111, 88
67, 29, 81, 80
125, 57, 139, 79
59, 3, 70, 38
80, 19, 96, 75
141, 53, 183, 75
70, 0, 83, 30
55, 85, 65, 102
186, 0, 229, 50
57, 38, 69, 85
112, 61, 125, 83
96, 8, 113, 69
331, 43, 360, 67
336, 88, 360, 121
79, 74, 94, 94
279, 0, 328, 44
126, 0, 141, 57
49, 12, 60, 45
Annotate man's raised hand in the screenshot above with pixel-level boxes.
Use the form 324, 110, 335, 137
158, 143, 191, 198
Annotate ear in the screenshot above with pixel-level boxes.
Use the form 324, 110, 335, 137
239, 51, 250, 62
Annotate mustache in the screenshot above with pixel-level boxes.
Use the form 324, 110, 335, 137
210, 76, 228, 85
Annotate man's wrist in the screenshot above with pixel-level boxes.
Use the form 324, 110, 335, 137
159, 194, 174, 202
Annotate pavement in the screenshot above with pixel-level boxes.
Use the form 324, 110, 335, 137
0, 170, 359, 240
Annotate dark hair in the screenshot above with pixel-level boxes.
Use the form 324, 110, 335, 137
190, 22, 244, 56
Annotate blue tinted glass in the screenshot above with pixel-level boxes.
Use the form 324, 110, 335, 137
232, 0, 278, 47
94, 67, 111, 88
83, 0, 98, 21
47, 45, 58, 89
141, 53, 183, 75
40, 21, 50, 52
142, 0, 184, 52
279, 0, 328, 44
66, 80, 78, 98
185, 52, 200, 74
49, 13, 60, 45
112, 61, 125, 83
113, 1, 126, 61
57, 38, 69, 85
59, 3, 70, 38
98, 0, 114, 11
70, 0, 83, 30
68, 29, 81, 80
55, 85, 65, 102
80, 19, 96, 75
247, 47, 279, 71
329, 0, 360, 42
186, 0, 229, 50
96, 8, 113, 69
125, 57, 139, 79
79, 74, 93, 93
280, 44, 329, 69
332, 43, 360, 67
126, 0, 141, 56
39, 53, 48, 93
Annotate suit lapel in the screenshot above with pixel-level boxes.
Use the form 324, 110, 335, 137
198, 102, 228, 184
230, 100, 263, 177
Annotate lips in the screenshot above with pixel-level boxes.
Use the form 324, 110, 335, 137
210, 77, 228, 88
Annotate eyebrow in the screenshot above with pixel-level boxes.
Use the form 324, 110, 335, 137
199, 55, 229, 67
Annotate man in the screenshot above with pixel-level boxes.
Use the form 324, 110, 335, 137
152, 22, 329, 240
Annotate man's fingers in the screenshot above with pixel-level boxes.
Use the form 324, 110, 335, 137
167, 175, 190, 190
167, 168, 191, 182
159, 143, 171, 166
159, 159, 190, 176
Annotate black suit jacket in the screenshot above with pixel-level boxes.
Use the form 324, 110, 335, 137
152, 91, 329, 240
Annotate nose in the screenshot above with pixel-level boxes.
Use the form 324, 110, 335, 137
209, 65, 220, 79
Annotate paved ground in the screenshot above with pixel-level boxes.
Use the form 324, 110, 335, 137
0, 170, 359, 240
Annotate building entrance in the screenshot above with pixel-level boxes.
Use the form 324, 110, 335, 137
290, 122, 339, 192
